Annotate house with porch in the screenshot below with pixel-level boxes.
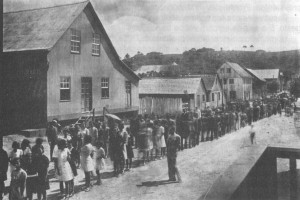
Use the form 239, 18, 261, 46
2, 1, 140, 134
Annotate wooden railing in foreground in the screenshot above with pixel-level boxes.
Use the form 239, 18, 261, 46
201, 146, 300, 200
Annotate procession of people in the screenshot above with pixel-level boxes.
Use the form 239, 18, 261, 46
0, 94, 295, 200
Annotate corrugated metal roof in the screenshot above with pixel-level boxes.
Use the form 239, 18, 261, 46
250, 69, 279, 79
139, 78, 203, 95
3, 1, 89, 52
225, 62, 252, 78
134, 64, 178, 74
246, 68, 266, 82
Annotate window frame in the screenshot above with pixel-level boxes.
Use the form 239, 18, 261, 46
202, 94, 206, 102
101, 77, 109, 99
60, 76, 71, 102
227, 68, 231, 73
70, 29, 81, 54
92, 33, 101, 56
223, 78, 227, 85
229, 78, 234, 84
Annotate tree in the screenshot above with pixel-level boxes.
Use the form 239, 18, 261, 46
267, 81, 279, 94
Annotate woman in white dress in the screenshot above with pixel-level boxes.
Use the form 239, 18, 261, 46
158, 121, 166, 158
56, 139, 73, 199
80, 135, 94, 192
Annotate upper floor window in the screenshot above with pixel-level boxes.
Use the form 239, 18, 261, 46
101, 77, 109, 99
227, 68, 231, 73
92, 33, 101, 56
60, 76, 71, 101
229, 78, 234, 84
71, 29, 81, 54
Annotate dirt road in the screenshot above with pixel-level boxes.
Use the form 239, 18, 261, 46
3, 114, 300, 200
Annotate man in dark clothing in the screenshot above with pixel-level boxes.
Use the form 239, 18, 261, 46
167, 126, 182, 182
0, 139, 9, 200
277, 102, 282, 116
46, 121, 58, 161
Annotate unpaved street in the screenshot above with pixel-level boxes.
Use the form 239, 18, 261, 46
3, 114, 300, 200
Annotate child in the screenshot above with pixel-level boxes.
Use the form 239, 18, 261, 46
35, 147, 49, 200
9, 158, 27, 200
126, 127, 134, 171
95, 141, 105, 185
9, 142, 23, 173
67, 139, 78, 196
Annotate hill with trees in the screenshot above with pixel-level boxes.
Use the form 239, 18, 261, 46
123, 48, 300, 81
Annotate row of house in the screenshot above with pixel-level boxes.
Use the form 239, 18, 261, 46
1, 1, 281, 134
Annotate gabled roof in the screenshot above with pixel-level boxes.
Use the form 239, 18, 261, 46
223, 62, 252, 78
3, 1, 89, 52
245, 68, 266, 82
139, 78, 206, 95
197, 74, 216, 91
3, 1, 140, 81
250, 69, 279, 79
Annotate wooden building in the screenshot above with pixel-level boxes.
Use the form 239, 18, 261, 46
198, 74, 225, 108
249, 69, 280, 84
245, 68, 267, 99
217, 62, 253, 102
2, 1, 140, 134
139, 77, 207, 115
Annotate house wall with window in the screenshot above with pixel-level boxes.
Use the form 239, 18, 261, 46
207, 76, 225, 108
217, 62, 252, 102
47, 9, 139, 120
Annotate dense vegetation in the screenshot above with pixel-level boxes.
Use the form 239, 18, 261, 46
123, 48, 300, 81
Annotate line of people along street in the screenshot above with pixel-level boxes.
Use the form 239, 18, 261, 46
0, 95, 295, 200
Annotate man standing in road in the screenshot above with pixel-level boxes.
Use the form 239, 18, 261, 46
167, 126, 182, 183
249, 124, 256, 145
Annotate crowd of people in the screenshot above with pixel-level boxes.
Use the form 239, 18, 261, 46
0, 94, 296, 200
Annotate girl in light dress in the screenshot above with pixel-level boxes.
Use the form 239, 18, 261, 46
56, 139, 74, 199
80, 135, 94, 192
94, 141, 105, 185
9, 141, 23, 173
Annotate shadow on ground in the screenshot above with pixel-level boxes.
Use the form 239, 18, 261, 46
136, 179, 178, 187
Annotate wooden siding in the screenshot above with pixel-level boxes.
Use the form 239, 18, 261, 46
1, 51, 48, 134
207, 76, 225, 108
218, 64, 252, 101
139, 96, 182, 116
47, 9, 138, 121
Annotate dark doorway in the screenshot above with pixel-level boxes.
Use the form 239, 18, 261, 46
81, 77, 92, 112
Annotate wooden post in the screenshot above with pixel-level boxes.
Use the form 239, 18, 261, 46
290, 157, 297, 200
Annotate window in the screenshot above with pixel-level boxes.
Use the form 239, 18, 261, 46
92, 33, 100, 56
71, 29, 81, 53
223, 78, 227, 85
220, 68, 224, 73
212, 93, 215, 101
101, 77, 109, 99
229, 78, 234, 84
197, 95, 200, 107
125, 81, 132, 107
227, 68, 231, 73
218, 92, 220, 100
202, 94, 206, 101
60, 77, 71, 101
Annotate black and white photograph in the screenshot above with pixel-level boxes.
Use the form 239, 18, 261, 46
1, 0, 300, 199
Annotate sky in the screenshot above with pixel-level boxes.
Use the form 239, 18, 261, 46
4, 0, 300, 57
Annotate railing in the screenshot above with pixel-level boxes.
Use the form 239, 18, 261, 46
201, 146, 300, 200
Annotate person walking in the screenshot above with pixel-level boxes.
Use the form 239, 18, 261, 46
35, 147, 49, 200
167, 126, 182, 183
89, 122, 98, 147
126, 127, 134, 170
0, 140, 9, 200
249, 125, 256, 145
94, 141, 105, 185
